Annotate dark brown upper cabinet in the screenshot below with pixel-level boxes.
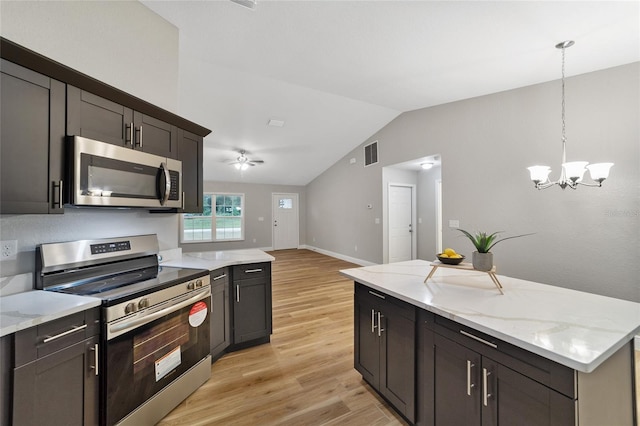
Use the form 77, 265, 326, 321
67, 86, 178, 159
1, 59, 66, 214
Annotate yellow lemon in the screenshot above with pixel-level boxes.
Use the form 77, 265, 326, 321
451, 254, 462, 258
444, 248, 457, 256
439, 253, 449, 258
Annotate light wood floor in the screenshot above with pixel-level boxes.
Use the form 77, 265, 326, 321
157, 249, 406, 426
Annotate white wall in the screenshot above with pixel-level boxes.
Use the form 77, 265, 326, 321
307, 63, 640, 302
0, 1, 182, 281
0, 0, 179, 111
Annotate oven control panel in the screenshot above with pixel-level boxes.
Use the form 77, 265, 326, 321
104, 274, 211, 323
90, 240, 131, 255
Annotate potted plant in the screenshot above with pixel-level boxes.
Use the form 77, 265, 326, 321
458, 229, 534, 271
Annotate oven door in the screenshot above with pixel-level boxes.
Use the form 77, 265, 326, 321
68, 135, 182, 208
103, 286, 210, 426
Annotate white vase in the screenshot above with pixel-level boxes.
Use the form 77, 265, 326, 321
472, 251, 493, 271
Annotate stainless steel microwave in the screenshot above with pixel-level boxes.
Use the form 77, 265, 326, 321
66, 136, 182, 209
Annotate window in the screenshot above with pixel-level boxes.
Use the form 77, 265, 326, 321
182, 193, 244, 242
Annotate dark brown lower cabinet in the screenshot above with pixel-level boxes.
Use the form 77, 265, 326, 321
210, 267, 231, 361
431, 332, 574, 426
354, 283, 416, 423
230, 263, 272, 349
12, 308, 100, 426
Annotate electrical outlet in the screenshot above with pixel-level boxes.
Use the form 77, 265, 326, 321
1, 240, 17, 260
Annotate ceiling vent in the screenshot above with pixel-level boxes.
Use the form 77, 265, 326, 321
364, 141, 378, 167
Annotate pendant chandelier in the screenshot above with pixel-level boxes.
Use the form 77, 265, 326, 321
527, 40, 613, 190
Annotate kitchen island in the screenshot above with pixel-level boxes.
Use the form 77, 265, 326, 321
341, 260, 639, 426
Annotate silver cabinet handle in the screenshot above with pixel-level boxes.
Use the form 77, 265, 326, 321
482, 367, 492, 406
244, 268, 263, 273
368, 290, 386, 300
466, 360, 475, 396
52, 180, 63, 208
460, 330, 498, 348
377, 311, 384, 336
90, 343, 99, 376
126, 122, 134, 146
236, 284, 240, 302
371, 309, 376, 333
43, 324, 87, 343
138, 124, 143, 148
213, 273, 227, 281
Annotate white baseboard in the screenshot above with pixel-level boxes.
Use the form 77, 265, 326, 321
299, 245, 376, 267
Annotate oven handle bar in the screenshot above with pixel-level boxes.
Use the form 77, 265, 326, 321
107, 287, 211, 340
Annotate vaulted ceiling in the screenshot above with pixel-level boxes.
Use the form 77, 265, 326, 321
142, 1, 640, 185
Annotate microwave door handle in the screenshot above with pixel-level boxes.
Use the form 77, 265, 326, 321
160, 162, 171, 205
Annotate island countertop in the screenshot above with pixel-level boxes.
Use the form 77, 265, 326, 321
340, 260, 640, 373
162, 248, 275, 271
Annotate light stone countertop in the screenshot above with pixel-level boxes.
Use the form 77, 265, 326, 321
0, 291, 101, 337
161, 248, 275, 271
340, 260, 640, 373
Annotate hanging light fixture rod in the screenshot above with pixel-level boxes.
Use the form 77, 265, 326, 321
527, 40, 613, 190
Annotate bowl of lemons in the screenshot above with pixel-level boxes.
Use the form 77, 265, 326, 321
437, 248, 465, 265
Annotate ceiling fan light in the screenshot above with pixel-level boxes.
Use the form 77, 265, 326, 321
234, 163, 241, 170
562, 161, 588, 181
586, 162, 614, 182
240, 163, 249, 171
527, 166, 551, 184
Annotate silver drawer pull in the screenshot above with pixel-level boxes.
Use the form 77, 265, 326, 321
460, 330, 498, 348
213, 273, 227, 281
244, 268, 262, 273
43, 324, 87, 343
483, 367, 492, 406
368, 290, 386, 300
90, 343, 99, 376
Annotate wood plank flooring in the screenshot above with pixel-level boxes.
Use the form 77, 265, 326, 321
157, 249, 406, 426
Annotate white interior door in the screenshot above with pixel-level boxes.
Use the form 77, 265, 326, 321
272, 193, 299, 250
388, 185, 414, 263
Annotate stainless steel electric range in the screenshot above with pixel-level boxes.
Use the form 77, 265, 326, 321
36, 234, 211, 426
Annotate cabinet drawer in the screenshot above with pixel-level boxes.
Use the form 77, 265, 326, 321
14, 308, 100, 366
232, 263, 268, 281
211, 267, 230, 286
355, 283, 416, 321
432, 314, 575, 398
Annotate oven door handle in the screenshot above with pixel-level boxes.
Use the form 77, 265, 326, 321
108, 287, 210, 339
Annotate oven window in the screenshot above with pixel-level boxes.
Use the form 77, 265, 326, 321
133, 311, 190, 377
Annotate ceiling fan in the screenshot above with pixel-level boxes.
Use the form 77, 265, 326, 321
228, 150, 264, 171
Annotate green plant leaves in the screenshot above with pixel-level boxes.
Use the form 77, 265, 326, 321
457, 229, 534, 253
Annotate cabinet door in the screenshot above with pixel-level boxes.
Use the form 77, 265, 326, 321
380, 299, 416, 423
211, 268, 231, 360
178, 128, 204, 213
233, 278, 270, 343
354, 290, 380, 388
13, 336, 99, 426
133, 111, 177, 158
492, 363, 574, 426
433, 333, 482, 426
67, 85, 133, 147
1, 60, 65, 214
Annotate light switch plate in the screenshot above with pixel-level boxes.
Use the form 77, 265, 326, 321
449, 220, 460, 228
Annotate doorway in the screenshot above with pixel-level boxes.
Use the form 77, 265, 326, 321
272, 193, 299, 250
388, 184, 415, 263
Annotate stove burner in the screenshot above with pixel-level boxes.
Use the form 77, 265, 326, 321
59, 268, 158, 296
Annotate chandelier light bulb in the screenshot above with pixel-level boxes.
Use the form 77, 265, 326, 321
586, 163, 614, 182
527, 166, 551, 184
